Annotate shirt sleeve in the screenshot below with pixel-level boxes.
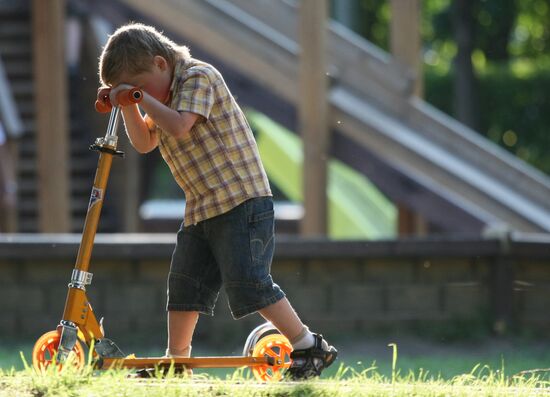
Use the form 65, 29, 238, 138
173, 68, 214, 120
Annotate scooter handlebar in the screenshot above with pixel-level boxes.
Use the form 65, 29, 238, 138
95, 87, 143, 113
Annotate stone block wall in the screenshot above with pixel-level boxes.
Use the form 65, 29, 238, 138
0, 234, 549, 348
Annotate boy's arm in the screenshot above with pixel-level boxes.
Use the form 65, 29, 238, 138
118, 104, 159, 154
138, 91, 200, 141
111, 85, 200, 152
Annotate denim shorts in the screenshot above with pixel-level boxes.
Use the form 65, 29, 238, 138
167, 196, 285, 319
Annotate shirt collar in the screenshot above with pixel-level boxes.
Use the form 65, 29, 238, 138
169, 57, 192, 93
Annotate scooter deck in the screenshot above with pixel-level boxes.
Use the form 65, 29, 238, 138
100, 356, 277, 369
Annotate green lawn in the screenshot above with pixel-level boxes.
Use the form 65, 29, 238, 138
3, 336, 548, 389
0, 351, 548, 397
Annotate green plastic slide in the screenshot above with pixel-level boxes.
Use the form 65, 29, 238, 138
248, 110, 396, 240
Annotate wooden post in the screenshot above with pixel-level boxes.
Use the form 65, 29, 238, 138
299, 0, 329, 237
390, 0, 423, 97
390, 0, 427, 236
32, 0, 71, 232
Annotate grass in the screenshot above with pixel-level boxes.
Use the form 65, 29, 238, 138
0, 367, 548, 397
3, 336, 550, 379
1, 338, 549, 396
0, 350, 548, 397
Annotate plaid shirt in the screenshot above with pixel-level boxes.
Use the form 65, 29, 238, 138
150, 58, 271, 225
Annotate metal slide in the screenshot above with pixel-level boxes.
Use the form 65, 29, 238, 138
116, 0, 550, 233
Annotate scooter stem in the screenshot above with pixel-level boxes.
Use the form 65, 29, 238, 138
74, 107, 121, 274
72, 87, 141, 273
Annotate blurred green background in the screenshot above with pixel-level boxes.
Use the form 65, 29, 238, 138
333, 0, 550, 174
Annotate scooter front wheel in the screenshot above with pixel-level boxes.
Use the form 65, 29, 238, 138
251, 333, 292, 382
32, 330, 86, 371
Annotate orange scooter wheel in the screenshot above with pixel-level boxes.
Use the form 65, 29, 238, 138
251, 333, 292, 382
32, 330, 86, 371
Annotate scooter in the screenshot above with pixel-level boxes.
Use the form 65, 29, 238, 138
31, 87, 292, 382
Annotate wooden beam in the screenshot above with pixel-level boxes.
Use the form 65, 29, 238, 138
390, 0, 426, 235
298, 0, 329, 237
390, 0, 423, 97
33, 0, 71, 232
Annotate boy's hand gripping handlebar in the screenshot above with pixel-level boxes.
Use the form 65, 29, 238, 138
95, 87, 143, 113
92, 87, 143, 152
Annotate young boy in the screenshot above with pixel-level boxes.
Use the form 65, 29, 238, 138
98, 23, 337, 379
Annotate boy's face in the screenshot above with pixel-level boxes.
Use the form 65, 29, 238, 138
115, 56, 172, 104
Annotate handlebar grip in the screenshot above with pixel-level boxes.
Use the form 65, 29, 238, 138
94, 87, 143, 113
117, 87, 143, 106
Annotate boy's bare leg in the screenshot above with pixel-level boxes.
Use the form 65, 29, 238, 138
258, 297, 306, 341
167, 311, 199, 356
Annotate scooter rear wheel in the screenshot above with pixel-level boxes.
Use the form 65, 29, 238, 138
32, 330, 86, 371
251, 333, 292, 382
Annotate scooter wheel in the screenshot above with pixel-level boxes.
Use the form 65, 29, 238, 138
32, 330, 86, 371
251, 333, 292, 382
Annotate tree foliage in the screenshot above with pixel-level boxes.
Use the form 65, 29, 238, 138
423, 0, 549, 62
330, 0, 550, 174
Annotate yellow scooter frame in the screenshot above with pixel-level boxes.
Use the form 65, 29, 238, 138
31, 88, 291, 381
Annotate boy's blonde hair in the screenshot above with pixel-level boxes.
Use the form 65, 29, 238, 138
99, 22, 190, 86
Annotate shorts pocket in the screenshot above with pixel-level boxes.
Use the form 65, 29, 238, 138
248, 209, 275, 267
